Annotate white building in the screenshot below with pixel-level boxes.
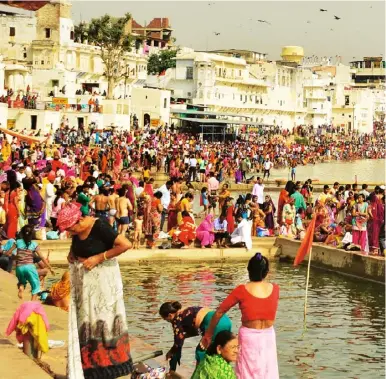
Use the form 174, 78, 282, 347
146, 47, 381, 134
0, 0, 170, 133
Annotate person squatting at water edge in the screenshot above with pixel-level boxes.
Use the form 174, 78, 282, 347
56, 202, 134, 379
159, 301, 232, 376
201, 253, 280, 379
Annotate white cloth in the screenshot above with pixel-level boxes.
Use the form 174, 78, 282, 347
252, 183, 264, 204
231, 219, 252, 250
158, 184, 171, 209
45, 182, 55, 219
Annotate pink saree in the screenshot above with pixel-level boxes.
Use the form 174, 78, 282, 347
236, 326, 279, 379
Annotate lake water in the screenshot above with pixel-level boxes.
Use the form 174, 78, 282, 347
263, 159, 385, 183
118, 261, 384, 378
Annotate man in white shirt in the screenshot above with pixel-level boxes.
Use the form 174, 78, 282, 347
263, 159, 273, 180
359, 184, 370, 199
16, 164, 26, 184
207, 172, 220, 209
252, 177, 264, 208
158, 180, 172, 231
188, 154, 197, 182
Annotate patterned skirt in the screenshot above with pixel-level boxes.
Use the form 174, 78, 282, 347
68, 259, 133, 379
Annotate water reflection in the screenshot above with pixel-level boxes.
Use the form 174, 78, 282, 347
119, 261, 385, 378
50, 260, 384, 378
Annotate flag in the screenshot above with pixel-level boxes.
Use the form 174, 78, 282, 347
294, 216, 316, 266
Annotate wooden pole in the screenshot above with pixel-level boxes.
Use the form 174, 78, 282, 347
303, 247, 313, 329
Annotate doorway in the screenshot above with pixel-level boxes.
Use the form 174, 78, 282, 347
143, 113, 150, 127
31, 115, 37, 130
78, 117, 84, 129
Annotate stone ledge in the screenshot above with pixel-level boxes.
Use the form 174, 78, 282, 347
274, 237, 385, 284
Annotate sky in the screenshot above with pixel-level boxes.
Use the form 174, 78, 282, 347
8, 0, 386, 62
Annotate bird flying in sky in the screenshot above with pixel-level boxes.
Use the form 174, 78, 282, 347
334, 16, 341, 20
257, 19, 271, 25
214, 32, 220, 36
320, 9, 327, 12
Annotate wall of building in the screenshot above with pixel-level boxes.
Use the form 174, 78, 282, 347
0, 103, 8, 127
0, 15, 36, 55
8, 108, 61, 133
131, 87, 170, 128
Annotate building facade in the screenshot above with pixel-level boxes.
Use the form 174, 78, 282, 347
0, 0, 171, 133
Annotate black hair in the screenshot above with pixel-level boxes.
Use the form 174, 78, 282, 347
285, 180, 295, 194
118, 188, 126, 197
159, 301, 182, 318
247, 253, 269, 282
19, 224, 34, 248
53, 189, 64, 207
185, 192, 194, 199
154, 191, 163, 199
181, 210, 190, 217
201, 186, 208, 194
207, 330, 236, 356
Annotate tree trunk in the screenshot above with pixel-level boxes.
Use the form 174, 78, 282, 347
107, 76, 115, 99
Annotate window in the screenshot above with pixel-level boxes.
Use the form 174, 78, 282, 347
41, 60, 44, 65
164, 98, 167, 108
186, 67, 193, 80
45, 28, 51, 38
70, 30, 74, 40
9, 27, 15, 37
23, 53, 27, 59
52, 80, 59, 87
345, 95, 350, 106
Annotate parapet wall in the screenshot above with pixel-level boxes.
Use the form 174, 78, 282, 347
274, 237, 385, 284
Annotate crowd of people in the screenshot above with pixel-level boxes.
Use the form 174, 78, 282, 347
0, 120, 384, 378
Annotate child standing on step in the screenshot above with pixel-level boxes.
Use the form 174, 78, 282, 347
4, 225, 54, 300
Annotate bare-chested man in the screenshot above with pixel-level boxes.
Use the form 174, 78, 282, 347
116, 187, 133, 236
91, 188, 109, 220
108, 187, 119, 227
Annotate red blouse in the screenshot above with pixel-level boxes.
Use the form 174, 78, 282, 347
219, 284, 279, 322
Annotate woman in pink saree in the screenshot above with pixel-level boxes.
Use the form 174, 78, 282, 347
368, 190, 384, 255
196, 215, 215, 248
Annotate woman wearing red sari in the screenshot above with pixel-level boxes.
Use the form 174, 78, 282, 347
6, 183, 22, 239
368, 190, 384, 255
174, 211, 196, 249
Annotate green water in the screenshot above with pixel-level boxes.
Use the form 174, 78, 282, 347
51, 260, 384, 378
120, 261, 384, 379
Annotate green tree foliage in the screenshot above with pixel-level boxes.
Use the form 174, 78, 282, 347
147, 50, 177, 75
74, 13, 133, 99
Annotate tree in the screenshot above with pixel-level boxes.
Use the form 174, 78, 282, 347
147, 50, 177, 75
74, 13, 133, 99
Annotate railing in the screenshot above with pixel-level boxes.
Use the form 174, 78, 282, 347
6, 100, 104, 113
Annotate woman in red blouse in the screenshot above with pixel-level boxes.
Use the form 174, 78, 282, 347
201, 253, 280, 379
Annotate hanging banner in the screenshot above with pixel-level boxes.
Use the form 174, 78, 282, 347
7, 119, 16, 129
52, 97, 68, 105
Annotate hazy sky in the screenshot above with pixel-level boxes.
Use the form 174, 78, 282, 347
18, 1, 386, 62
